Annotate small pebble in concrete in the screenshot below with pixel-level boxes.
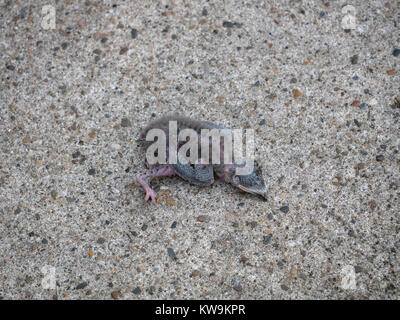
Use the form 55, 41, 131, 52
131, 28, 138, 39
279, 206, 289, 213
75, 282, 88, 290
350, 55, 358, 64
359, 103, 367, 110
132, 287, 141, 294
121, 117, 131, 127
222, 21, 234, 28
263, 235, 272, 245
111, 290, 120, 299
167, 248, 177, 260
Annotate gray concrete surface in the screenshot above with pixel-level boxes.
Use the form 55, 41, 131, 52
0, 0, 399, 299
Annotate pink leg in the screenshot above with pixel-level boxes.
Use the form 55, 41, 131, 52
136, 165, 175, 203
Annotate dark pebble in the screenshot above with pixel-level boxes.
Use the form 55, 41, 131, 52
125, 167, 130, 173
28, 232, 34, 237
97, 237, 105, 244
141, 223, 148, 231
263, 235, 272, 245
75, 282, 88, 290
279, 206, 289, 213
350, 55, 358, 64
119, 47, 128, 55
376, 155, 384, 162
101, 37, 108, 43
42, 238, 48, 244
246, 221, 258, 228
202, 8, 208, 16
131, 28, 138, 39
88, 168, 96, 175
171, 221, 177, 229
61, 42, 68, 50
121, 117, 131, 127
359, 103, 367, 109
252, 81, 261, 87
111, 290, 120, 299
167, 247, 177, 260
281, 284, 289, 291
319, 12, 326, 18
354, 266, 362, 273
72, 151, 81, 158
393, 48, 400, 57
290, 78, 297, 83
147, 286, 155, 295
14, 207, 21, 214
238, 202, 245, 207
6, 65, 15, 71
222, 21, 234, 28
94, 55, 100, 63
354, 119, 361, 127
259, 119, 266, 125
132, 287, 141, 294
352, 75, 359, 80
233, 284, 243, 292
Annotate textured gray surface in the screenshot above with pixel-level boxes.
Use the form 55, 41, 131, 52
0, 0, 399, 299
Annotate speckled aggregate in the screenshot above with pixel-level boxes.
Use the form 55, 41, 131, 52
0, 0, 399, 299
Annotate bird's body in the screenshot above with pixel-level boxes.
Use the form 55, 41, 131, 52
136, 115, 267, 202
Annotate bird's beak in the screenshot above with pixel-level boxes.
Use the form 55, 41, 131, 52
237, 185, 268, 199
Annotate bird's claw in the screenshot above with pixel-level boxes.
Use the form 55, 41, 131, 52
144, 188, 157, 203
